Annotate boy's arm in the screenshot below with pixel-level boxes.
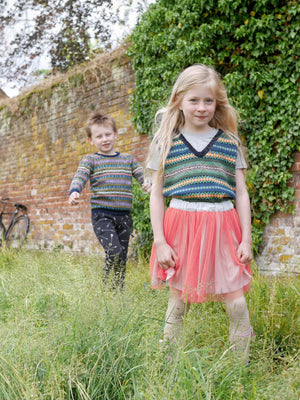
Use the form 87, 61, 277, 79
235, 169, 253, 265
68, 156, 92, 205
131, 157, 151, 193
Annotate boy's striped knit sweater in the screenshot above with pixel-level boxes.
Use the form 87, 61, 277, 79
69, 152, 144, 211
163, 130, 237, 202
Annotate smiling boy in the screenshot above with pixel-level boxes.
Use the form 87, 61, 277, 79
69, 113, 150, 288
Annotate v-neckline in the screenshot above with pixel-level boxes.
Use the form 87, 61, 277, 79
180, 129, 223, 158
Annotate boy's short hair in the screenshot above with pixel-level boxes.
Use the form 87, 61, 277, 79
85, 113, 117, 138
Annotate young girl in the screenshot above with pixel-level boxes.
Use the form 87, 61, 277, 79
147, 64, 254, 363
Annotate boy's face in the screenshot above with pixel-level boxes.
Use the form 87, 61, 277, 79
88, 123, 118, 155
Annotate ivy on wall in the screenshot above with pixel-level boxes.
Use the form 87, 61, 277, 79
128, 0, 300, 252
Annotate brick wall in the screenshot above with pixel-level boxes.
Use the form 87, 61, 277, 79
0, 46, 149, 253
0, 45, 299, 273
256, 151, 300, 274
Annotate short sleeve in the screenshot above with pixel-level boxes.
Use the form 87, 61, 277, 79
236, 146, 248, 169
146, 145, 160, 171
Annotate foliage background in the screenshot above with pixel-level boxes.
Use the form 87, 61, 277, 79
128, 0, 300, 252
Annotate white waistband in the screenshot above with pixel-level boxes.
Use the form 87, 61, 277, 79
169, 198, 234, 212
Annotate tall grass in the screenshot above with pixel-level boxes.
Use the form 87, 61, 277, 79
0, 249, 299, 399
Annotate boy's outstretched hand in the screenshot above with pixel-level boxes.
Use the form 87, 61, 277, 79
69, 192, 80, 205
142, 182, 152, 193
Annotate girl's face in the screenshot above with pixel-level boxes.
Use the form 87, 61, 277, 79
179, 84, 216, 133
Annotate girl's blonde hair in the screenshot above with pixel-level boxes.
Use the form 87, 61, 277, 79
147, 64, 242, 177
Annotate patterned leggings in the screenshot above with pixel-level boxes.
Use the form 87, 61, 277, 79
92, 210, 132, 288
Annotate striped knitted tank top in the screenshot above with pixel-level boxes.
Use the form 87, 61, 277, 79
162, 130, 237, 202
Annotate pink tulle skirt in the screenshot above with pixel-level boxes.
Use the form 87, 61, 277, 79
150, 202, 252, 303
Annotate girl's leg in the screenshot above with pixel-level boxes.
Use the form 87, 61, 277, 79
224, 290, 254, 364
164, 288, 190, 344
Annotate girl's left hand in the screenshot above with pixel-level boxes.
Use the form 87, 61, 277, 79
237, 241, 253, 265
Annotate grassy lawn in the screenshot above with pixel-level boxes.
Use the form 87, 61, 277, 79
0, 249, 299, 399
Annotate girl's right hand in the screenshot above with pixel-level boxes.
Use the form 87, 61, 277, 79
155, 241, 177, 270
